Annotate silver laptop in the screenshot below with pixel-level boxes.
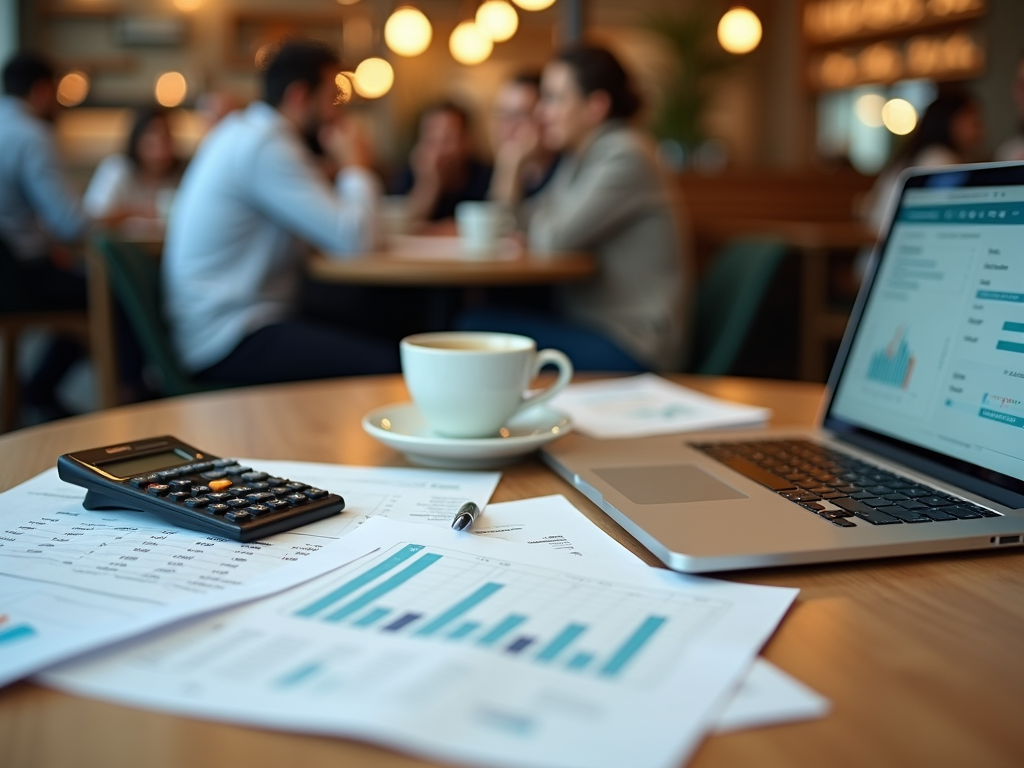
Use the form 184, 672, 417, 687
543, 163, 1024, 572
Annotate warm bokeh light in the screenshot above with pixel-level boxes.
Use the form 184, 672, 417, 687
335, 72, 354, 104
254, 43, 277, 70
476, 0, 518, 42
353, 58, 394, 99
155, 71, 187, 108
717, 7, 762, 54
384, 7, 432, 57
56, 71, 89, 107
882, 98, 917, 135
511, 0, 556, 10
173, 0, 202, 11
449, 21, 493, 65
854, 93, 885, 128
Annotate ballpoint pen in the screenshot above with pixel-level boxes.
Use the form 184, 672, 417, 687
451, 501, 480, 531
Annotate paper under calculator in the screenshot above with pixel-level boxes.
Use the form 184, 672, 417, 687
57, 436, 345, 542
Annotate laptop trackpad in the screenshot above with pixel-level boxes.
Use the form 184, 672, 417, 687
593, 465, 747, 505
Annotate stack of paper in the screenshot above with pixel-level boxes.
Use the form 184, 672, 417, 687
550, 373, 771, 439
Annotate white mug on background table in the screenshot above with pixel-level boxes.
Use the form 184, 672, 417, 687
400, 332, 574, 439
454, 201, 515, 258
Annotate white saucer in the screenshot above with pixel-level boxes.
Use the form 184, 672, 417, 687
362, 402, 572, 469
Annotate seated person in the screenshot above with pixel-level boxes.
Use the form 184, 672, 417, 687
163, 39, 398, 385
0, 52, 92, 418
391, 100, 492, 225
84, 106, 184, 221
463, 46, 690, 372
489, 71, 558, 201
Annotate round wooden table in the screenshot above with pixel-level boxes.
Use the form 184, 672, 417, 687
2, 375, 1022, 768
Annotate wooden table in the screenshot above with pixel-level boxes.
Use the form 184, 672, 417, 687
307, 249, 595, 287
3, 375, 1022, 768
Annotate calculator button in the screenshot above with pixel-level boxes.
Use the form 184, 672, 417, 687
146, 484, 171, 497
208, 478, 233, 491
156, 470, 177, 480
225, 510, 251, 522
284, 493, 308, 506
228, 485, 253, 497
226, 498, 248, 509
225, 465, 253, 476
168, 491, 191, 502
129, 475, 155, 488
246, 504, 271, 516
194, 461, 215, 472
266, 477, 285, 487
212, 458, 234, 468
248, 481, 269, 491
241, 471, 268, 482
208, 503, 230, 515
184, 496, 209, 508
207, 492, 233, 502
304, 488, 328, 500
170, 479, 193, 490
272, 487, 292, 497
245, 492, 275, 504
191, 485, 211, 496
266, 499, 290, 512
285, 482, 308, 491
201, 470, 226, 480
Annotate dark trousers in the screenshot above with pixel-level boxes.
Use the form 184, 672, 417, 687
196, 320, 400, 386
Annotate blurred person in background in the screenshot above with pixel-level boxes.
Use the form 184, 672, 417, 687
0, 52, 92, 419
489, 72, 558, 200
391, 101, 492, 226
84, 107, 184, 222
995, 51, 1024, 162
464, 45, 689, 372
866, 88, 986, 235
163, 39, 397, 386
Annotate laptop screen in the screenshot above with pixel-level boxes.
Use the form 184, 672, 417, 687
826, 164, 1024, 504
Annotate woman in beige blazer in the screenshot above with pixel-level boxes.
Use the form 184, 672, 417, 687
461, 45, 689, 371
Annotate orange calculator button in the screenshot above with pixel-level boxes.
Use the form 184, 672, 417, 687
208, 478, 233, 491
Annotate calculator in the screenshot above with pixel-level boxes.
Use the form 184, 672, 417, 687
57, 436, 344, 542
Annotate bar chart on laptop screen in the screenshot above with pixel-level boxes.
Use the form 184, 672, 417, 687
286, 541, 728, 685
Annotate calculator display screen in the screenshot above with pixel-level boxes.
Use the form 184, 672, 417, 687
100, 450, 192, 479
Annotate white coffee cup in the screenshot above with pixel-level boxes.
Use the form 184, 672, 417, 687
400, 331, 573, 439
455, 201, 515, 258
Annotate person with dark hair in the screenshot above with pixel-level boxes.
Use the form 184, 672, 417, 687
84, 107, 184, 220
995, 51, 1024, 162
391, 100, 492, 225
162, 38, 397, 384
489, 71, 558, 200
465, 45, 690, 371
0, 51, 94, 419
866, 88, 985, 234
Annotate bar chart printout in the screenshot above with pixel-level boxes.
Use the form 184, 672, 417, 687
40, 519, 800, 768
291, 541, 724, 683
867, 327, 915, 389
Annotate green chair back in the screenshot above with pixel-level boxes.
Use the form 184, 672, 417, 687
93, 234, 214, 397
692, 239, 789, 375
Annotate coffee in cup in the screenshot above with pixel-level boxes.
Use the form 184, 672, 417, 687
400, 332, 573, 439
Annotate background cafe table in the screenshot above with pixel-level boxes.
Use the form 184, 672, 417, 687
2, 374, 1023, 768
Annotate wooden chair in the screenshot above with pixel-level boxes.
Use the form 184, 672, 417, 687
0, 240, 89, 433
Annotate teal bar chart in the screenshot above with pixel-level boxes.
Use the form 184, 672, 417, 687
867, 330, 915, 390
290, 541, 724, 683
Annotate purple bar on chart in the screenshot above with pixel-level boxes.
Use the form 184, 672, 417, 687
506, 636, 535, 654
382, 612, 422, 632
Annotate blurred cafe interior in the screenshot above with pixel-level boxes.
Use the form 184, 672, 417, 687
1, 0, 1023, 430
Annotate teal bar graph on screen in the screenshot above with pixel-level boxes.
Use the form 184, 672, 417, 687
567, 652, 594, 671
295, 544, 424, 618
447, 622, 479, 640
600, 616, 667, 677
997, 340, 1024, 354
324, 553, 442, 623
477, 614, 527, 647
414, 583, 504, 637
353, 607, 391, 628
536, 623, 587, 663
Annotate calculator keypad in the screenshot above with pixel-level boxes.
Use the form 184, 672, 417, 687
123, 459, 342, 541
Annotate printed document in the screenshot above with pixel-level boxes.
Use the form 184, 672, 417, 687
0, 464, 499, 687
44, 517, 797, 768
550, 373, 770, 439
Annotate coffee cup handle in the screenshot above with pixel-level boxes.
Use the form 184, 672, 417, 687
514, 349, 573, 417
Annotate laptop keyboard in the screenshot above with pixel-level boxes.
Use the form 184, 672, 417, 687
692, 439, 999, 528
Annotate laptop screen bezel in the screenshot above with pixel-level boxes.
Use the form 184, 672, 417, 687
820, 162, 1024, 509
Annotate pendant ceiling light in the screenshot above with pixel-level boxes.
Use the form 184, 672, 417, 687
449, 21, 493, 65
476, 0, 519, 43
384, 7, 433, 57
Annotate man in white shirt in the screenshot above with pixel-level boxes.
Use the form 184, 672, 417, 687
164, 39, 397, 383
